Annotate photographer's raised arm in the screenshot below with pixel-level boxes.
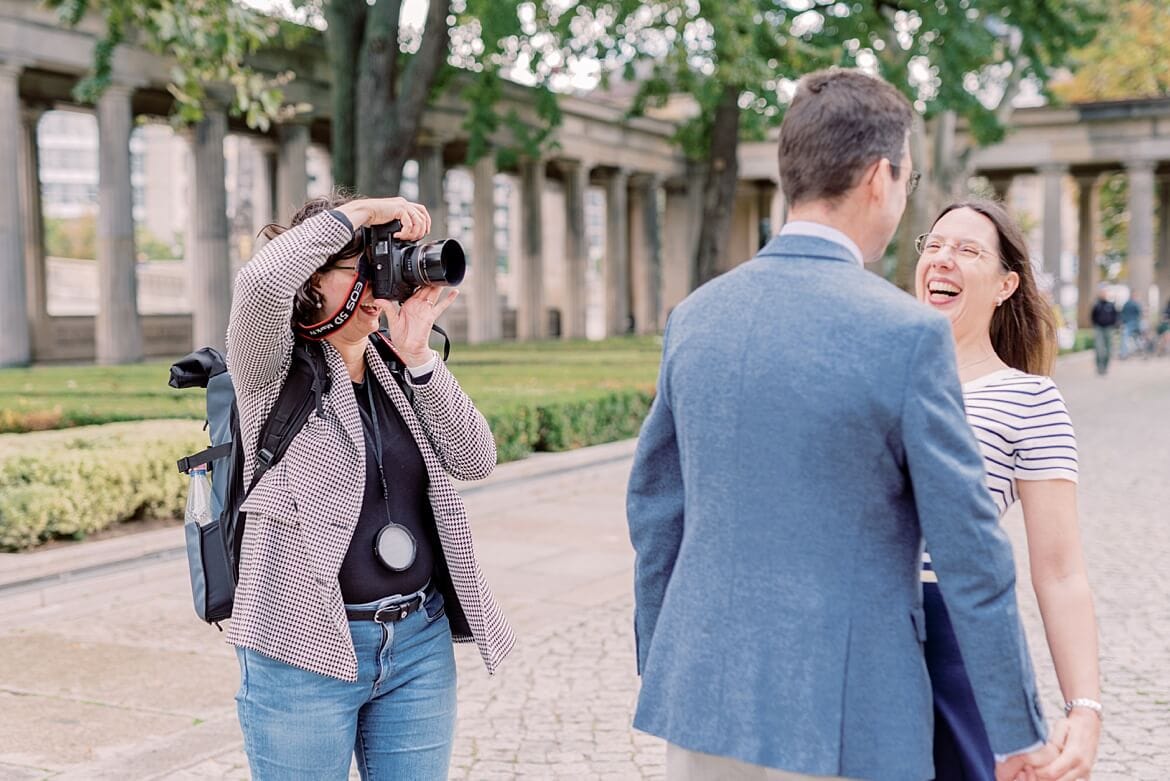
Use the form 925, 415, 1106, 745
227, 211, 353, 391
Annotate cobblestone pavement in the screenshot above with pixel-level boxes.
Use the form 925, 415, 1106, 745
0, 352, 1166, 779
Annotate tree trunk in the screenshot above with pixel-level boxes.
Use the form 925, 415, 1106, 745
355, 0, 451, 198
324, 0, 367, 190
693, 86, 741, 287
356, 0, 404, 196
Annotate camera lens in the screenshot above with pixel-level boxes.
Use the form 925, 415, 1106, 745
410, 239, 466, 288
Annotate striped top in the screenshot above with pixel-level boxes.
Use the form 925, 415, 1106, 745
963, 368, 1079, 514
923, 368, 1078, 580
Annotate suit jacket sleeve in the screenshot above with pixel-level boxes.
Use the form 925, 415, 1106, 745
901, 319, 1046, 754
227, 212, 353, 392
626, 319, 685, 675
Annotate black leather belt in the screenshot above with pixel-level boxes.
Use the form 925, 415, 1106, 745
345, 590, 429, 624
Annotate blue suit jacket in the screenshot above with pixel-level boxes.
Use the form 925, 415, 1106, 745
626, 235, 1045, 780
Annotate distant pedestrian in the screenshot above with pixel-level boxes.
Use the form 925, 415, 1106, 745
1119, 292, 1143, 359
1090, 288, 1118, 375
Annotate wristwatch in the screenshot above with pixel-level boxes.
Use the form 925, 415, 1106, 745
1064, 698, 1103, 721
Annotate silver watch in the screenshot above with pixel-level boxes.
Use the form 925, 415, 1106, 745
1064, 698, 1103, 721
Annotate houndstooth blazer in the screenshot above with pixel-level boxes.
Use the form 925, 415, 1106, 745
223, 211, 515, 681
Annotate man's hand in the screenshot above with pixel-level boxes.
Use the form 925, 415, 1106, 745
996, 743, 1060, 781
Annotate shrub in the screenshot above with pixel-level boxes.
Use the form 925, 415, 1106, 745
1, 387, 659, 551
0, 421, 206, 551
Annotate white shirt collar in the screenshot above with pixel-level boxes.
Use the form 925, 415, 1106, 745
778, 221, 865, 267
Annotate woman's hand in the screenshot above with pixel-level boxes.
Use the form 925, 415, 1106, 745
335, 197, 432, 240
377, 287, 459, 367
1035, 711, 1100, 781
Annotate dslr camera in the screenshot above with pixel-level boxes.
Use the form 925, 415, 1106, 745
361, 219, 466, 303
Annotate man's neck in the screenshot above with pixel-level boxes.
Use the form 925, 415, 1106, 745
786, 202, 878, 263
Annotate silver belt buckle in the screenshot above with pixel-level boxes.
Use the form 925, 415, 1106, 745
373, 596, 419, 623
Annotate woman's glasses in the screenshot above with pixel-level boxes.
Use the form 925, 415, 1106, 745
915, 233, 1002, 265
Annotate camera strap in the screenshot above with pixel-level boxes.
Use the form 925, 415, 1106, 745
294, 272, 369, 341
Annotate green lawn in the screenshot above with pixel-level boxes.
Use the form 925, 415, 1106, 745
0, 337, 663, 433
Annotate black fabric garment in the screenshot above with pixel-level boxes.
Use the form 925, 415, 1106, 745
337, 372, 436, 603
1091, 300, 1118, 328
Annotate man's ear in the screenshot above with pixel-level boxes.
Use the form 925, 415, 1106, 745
863, 158, 888, 205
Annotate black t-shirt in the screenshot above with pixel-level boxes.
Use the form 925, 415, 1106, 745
338, 373, 436, 603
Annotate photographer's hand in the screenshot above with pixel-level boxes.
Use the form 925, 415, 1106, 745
378, 287, 459, 367
335, 197, 432, 240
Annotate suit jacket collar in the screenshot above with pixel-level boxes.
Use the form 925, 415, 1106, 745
758, 233, 867, 267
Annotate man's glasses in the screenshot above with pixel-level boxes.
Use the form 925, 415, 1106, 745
915, 233, 1000, 264
889, 161, 921, 196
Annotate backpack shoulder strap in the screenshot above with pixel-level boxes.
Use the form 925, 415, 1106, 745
250, 340, 331, 490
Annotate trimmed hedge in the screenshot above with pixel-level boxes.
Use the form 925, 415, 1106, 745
0, 421, 207, 551
0, 390, 656, 551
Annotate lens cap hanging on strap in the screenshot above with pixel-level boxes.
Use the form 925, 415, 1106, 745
374, 523, 418, 571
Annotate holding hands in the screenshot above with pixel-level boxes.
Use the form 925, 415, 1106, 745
995, 710, 1100, 781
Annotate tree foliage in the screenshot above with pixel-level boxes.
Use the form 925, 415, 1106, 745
1052, 0, 1170, 103
581, 0, 1098, 286
45, 0, 308, 129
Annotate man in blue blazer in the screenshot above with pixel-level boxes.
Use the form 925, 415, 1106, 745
627, 68, 1052, 780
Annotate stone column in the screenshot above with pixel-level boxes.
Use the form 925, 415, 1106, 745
605, 169, 630, 336
516, 157, 545, 340
1075, 175, 1100, 329
559, 159, 589, 340
0, 63, 30, 367
248, 138, 277, 235
1126, 159, 1156, 321
188, 104, 232, 352
96, 84, 143, 364
1039, 164, 1068, 287
1156, 174, 1170, 313
18, 106, 45, 356
417, 142, 449, 238
276, 122, 309, 224
662, 181, 697, 324
629, 174, 662, 335
20, 107, 48, 341
467, 154, 500, 343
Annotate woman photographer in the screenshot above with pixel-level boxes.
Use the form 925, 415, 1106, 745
225, 192, 514, 780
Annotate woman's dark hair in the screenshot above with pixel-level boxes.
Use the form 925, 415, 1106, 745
258, 188, 362, 328
778, 68, 915, 206
932, 198, 1057, 376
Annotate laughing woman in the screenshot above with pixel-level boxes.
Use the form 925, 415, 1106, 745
914, 199, 1101, 781
226, 192, 514, 780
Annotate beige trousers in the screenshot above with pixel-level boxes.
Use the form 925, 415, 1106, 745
666, 743, 854, 781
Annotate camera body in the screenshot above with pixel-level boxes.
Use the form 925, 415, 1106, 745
364, 220, 466, 303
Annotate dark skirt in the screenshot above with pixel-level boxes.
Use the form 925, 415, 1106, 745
923, 581, 996, 781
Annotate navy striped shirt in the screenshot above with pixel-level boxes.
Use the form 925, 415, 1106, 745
923, 368, 1077, 580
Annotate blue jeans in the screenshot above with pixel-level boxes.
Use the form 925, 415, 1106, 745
1094, 326, 1112, 374
235, 588, 457, 780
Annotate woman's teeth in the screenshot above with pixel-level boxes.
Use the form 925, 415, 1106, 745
360, 303, 379, 314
